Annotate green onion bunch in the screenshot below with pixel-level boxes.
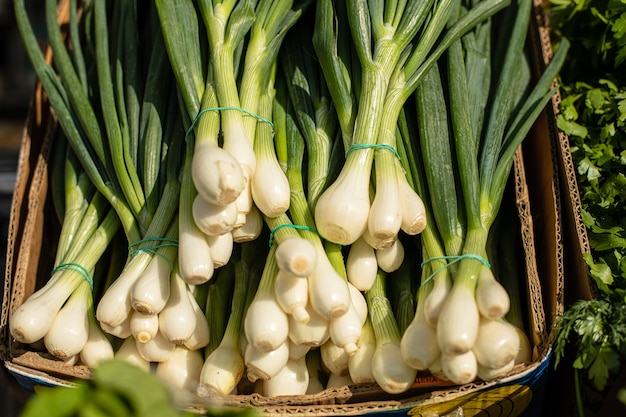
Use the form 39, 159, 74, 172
9, 0, 568, 400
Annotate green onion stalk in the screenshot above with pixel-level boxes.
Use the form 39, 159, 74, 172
366, 269, 417, 394
196, 0, 259, 186
13, 0, 187, 342
198, 240, 265, 396
277, 82, 352, 323
250, 64, 291, 219
311, 0, 359, 151
180, 80, 230, 285
9, 140, 121, 362
204, 261, 237, 358
155, 0, 307, 282
94, 2, 186, 334
311, 0, 505, 248
401, 0, 569, 383
388, 244, 417, 335
279, 21, 339, 209
191, 0, 306, 224
95, 112, 183, 333
395, 108, 453, 329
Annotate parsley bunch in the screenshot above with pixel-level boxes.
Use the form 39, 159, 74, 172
548, 0, 626, 412
549, 0, 626, 83
549, 0, 626, 298
557, 79, 626, 297
554, 299, 626, 390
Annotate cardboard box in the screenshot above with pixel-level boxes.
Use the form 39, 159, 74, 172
1, 0, 569, 415
528, 0, 592, 306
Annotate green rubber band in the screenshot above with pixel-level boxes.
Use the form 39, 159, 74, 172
52, 262, 93, 290
128, 238, 179, 271
269, 224, 318, 248
185, 106, 274, 142
419, 254, 491, 289
345, 143, 401, 160
128, 237, 179, 249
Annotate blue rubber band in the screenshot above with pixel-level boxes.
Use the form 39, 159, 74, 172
51, 262, 93, 290
185, 106, 274, 142
269, 224, 318, 248
419, 254, 491, 288
345, 143, 401, 160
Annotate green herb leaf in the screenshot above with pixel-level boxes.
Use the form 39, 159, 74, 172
20, 382, 89, 417
556, 114, 588, 138
588, 346, 621, 390
583, 252, 614, 291
91, 360, 179, 417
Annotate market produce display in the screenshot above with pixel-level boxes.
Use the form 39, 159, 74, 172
9, 0, 567, 405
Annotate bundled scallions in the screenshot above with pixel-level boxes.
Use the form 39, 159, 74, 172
398, 0, 569, 383
13, 0, 186, 364
10, 0, 568, 402
10, 142, 120, 364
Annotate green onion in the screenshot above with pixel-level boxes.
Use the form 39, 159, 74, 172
204, 261, 236, 356
396, 107, 452, 328
312, 0, 505, 247
10, 0, 571, 399
10, 196, 120, 348
280, 24, 339, 207
400, 251, 441, 371
366, 269, 417, 394
402, 0, 569, 382
14, 1, 187, 353
250, 70, 291, 218
198, 241, 263, 396
243, 243, 289, 352
15, 0, 141, 241
281, 91, 351, 321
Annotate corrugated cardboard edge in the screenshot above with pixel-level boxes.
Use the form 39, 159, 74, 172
528, 0, 591, 305
0, 82, 56, 362
181, 357, 551, 417
5, 360, 77, 390
524, 0, 569, 330
512, 146, 546, 358
0, 0, 68, 365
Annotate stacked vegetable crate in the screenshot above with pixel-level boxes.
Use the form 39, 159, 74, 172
1, 0, 570, 415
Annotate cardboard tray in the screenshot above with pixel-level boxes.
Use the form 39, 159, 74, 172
1, 1, 567, 415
